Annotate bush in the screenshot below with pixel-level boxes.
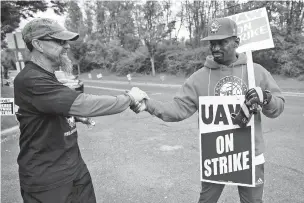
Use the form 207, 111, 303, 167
297, 74, 304, 81
76, 32, 304, 79
114, 46, 149, 75
254, 32, 304, 77
163, 46, 209, 76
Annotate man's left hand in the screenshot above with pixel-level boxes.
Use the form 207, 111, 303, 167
130, 100, 147, 114
245, 87, 272, 113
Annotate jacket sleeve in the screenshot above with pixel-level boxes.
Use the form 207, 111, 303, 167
145, 77, 198, 122
68, 93, 132, 117
258, 68, 285, 118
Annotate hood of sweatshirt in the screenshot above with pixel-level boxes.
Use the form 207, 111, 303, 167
204, 53, 247, 69
187, 53, 249, 97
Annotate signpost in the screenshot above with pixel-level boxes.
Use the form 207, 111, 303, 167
2, 32, 25, 117
6, 32, 26, 71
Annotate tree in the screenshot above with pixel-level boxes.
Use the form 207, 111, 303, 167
135, 1, 175, 76
84, 1, 94, 35
1, 1, 67, 47
1, 49, 16, 79
65, 1, 84, 33
64, 1, 86, 74
94, 1, 107, 41
114, 2, 139, 51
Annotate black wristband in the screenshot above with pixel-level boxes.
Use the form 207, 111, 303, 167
263, 90, 272, 105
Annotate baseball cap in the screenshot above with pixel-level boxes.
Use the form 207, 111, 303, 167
202, 18, 237, 41
22, 18, 79, 43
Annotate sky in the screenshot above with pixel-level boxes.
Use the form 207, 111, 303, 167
16, 1, 189, 40
18, 9, 66, 32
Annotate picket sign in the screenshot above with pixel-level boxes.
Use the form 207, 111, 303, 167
228, 6, 274, 170
199, 7, 274, 187
199, 96, 255, 187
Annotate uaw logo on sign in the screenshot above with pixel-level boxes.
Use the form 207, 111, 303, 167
1, 98, 15, 115
199, 96, 255, 187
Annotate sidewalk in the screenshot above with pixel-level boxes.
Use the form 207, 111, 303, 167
1, 126, 19, 138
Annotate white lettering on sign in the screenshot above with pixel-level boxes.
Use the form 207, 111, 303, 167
225, 7, 274, 52
216, 133, 234, 154
204, 151, 250, 177
0, 99, 14, 115
239, 25, 268, 42
1, 99, 12, 103
200, 104, 241, 126
228, 8, 264, 24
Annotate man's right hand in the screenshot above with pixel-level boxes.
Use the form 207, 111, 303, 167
126, 87, 149, 106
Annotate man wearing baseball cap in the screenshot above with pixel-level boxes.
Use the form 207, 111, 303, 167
15, 18, 149, 203
131, 17, 285, 203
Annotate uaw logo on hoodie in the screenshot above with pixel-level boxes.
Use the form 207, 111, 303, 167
64, 116, 77, 136
214, 76, 247, 96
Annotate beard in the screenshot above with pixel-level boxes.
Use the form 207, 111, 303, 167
44, 48, 74, 75
59, 54, 73, 75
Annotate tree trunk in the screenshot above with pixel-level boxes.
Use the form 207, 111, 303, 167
150, 55, 156, 76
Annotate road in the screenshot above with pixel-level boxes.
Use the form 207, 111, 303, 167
1, 81, 304, 203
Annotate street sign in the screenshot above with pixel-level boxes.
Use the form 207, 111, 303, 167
0, 98, 15, 115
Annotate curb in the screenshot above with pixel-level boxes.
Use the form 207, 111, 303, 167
82, 79, 181, 88
1, 126, 19, 136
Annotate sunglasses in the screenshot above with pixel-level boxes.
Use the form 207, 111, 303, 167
38, 38, 67, 46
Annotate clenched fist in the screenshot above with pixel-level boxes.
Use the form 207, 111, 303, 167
130, 100, 147, 114
245, 87, 272, 114
126, 87, 149, 106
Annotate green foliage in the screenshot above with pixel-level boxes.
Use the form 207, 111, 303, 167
64, 1, 83, 33
115, 49, 149, 76
253, 31, 304, 77
1, 50, 16, 79
163, 44, 209, 76
65, 0, 303, 79
1, 0, 67, 47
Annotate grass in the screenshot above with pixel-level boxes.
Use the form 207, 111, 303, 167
1, 72, 303, 131
80, 69, 304, 92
